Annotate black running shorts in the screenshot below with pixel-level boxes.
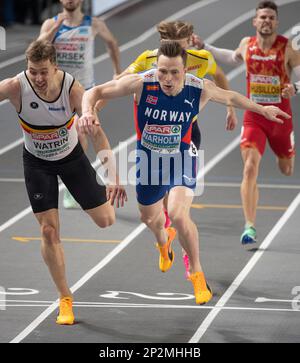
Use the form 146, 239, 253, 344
23, 143, 107, 213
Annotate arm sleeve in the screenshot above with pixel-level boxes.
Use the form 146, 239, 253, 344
204, 43, 243, 66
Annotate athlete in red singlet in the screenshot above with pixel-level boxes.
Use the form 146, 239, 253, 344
243, 34, 294, 159
194, 1, 300, 246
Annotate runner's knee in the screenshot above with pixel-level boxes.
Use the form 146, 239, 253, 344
279, 164, 293, 176
140, 213, 156, 227
95, 213, 115, 228
243, 159, 259, 180
168, 209, 187, 230
41, 224, 59, 244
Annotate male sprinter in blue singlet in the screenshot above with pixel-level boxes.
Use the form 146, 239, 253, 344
79, 41, 289, 305
39, 0, 121, 208
0, 40, 126, 325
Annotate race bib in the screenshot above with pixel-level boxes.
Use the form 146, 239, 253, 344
250, 74, 281, 104
141, 124, 182, 154
29, 126, 71, 159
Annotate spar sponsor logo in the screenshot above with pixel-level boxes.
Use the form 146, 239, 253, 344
250, 74, 280, 85
32, 131, 60, 141
145, 124, 181, 135
31, 127, 68, 141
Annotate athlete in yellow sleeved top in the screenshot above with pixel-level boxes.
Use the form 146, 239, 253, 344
118, 21, 238, 280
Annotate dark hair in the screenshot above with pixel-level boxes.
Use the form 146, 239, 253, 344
26, 40, 57, 64
256, 1, 278, 16
157, 41, 187, 66
157, 21, 194, 40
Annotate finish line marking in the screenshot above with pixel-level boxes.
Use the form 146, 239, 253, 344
1, 299, 300, 313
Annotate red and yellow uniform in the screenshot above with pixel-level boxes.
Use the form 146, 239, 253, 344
242, 35, 295, 158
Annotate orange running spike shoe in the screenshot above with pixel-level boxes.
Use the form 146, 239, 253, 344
156, 227, 176, 272
56, 297, 75, 325
189, 272, 212, 305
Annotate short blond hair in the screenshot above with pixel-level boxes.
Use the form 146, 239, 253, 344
157, 21, 194, 40
26, 40, 57, 64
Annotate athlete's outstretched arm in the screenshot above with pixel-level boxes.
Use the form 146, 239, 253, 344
201, 79, 291, 123
80, 74, 143, 133
200, 37, 248, 65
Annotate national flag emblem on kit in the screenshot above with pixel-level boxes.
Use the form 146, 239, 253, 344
146, 95, 158, 105
146, 85, 159, 91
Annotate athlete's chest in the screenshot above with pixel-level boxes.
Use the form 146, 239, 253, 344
140, 87, 199, 124
55, 26, 93, 46
246, 37, 288, 74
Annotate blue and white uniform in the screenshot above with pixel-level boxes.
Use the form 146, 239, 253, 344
53, 15, 95, 89
134, 69, 203, 205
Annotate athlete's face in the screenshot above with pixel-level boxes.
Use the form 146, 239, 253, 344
27, 60, 58, 93
60, 0, 82, 12
253, 8, 278, 37
157, 55, 186, 96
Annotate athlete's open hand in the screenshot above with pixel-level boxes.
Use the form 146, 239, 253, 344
262, 106, 291, 124
226, 107, 238, 130
56, 12, 69, 25
78, 111, 100, 135
191, 34, 205, 50
106, 183, 128, 208
282, 83, 296, 99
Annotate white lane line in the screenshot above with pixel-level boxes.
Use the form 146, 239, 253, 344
256, 297, 300, 303
189, 192, 300, 343
2, 301, 300, 313
0, 178, 25, 183
0, 139, 23, 156
205, 182, 300, 190
0, 54, 25, 71
0, 0, 221, 155
0, 207, 32, 234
